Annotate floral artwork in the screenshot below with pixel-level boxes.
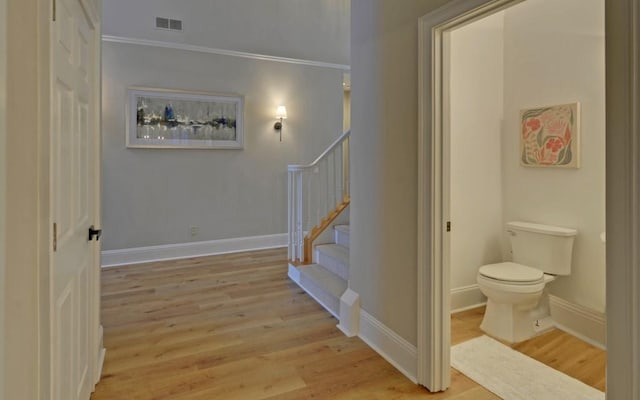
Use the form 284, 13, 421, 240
520, 103, 580, 168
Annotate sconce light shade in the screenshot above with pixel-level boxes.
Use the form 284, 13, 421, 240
274, 105, 287, 141
276, 106, 287, 120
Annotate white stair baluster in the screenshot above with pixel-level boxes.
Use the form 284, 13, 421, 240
287, 130, 350, 263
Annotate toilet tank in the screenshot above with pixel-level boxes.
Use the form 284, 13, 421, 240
507, 221, 577, 275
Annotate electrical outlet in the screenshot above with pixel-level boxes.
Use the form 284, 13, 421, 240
190, 226, 199, 237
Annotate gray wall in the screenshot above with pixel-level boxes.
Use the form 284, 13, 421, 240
350, 0, 450, 345
103, 0, 350, 65
102, 41, 343, 250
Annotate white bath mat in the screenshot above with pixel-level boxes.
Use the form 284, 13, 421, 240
451, 335, 604, 400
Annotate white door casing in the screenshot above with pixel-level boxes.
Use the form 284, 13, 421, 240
604, 0, 640, 398
418, 0, 640, 397
51, 0, 101, 398
0, 0, 6, 395
417, 0, 525, 390
3, 0, 101, 398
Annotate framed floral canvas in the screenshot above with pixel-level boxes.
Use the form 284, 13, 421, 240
520, 102, 580, 168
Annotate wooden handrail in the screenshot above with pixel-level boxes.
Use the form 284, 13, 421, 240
302, 196, 350, 264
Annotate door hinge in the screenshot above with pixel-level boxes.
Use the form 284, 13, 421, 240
446, 221, 451, 232
53, 222, 57, 251
52, 0, 56, 21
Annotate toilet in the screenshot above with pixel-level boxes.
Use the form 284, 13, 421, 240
477, 221, 577, 343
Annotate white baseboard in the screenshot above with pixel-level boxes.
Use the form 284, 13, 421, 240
96, 347, 106, 381
287, 263, 301, 283
358, 310, 418, 383
337, 288, 360, 337
548, 294, 606, 350
451, 284, 486, 313
101, 233, 287, 267
94, 324, 105, 385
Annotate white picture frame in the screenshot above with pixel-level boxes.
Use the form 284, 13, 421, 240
126, 87, 244, 149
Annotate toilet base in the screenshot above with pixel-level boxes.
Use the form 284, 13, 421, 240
480, 295, 553, 343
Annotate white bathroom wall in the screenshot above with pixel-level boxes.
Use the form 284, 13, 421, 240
502, 0, 606, 312
449, 13, 505, 290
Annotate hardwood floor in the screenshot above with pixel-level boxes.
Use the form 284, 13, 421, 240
92, 248, 605, 399
451, 307, 606, 392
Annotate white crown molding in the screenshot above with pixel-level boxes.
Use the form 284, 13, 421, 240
101, 233, 287, 267
102, 35, 351, 71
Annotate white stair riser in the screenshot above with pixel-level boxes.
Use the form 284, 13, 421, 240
315, 249, 349, 280
288, 225, 350, 324
335, 228, 350, 248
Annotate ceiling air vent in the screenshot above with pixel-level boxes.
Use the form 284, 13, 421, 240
169, 19, 183, 31
155, 17, 183, 32
155, 17, 169, 29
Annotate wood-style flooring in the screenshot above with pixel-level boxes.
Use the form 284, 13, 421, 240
91, 248, 605, 399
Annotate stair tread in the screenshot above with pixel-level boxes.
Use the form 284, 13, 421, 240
334, 225, 350, 234
299, 264, 347, 298
315, 243, 349, 265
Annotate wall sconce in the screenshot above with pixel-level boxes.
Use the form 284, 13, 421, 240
274, 105, 287, 141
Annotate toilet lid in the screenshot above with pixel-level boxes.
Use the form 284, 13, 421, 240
479, 262, 544, 283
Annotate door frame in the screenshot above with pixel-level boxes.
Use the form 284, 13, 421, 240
5, 0, 53, 398
417, 0, 525, 390
417, 0, 640, 397
0, 0, 6, 395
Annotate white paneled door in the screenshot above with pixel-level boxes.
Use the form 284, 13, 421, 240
51, 0, 100, 399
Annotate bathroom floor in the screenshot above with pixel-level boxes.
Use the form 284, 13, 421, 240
452, 307, 606, 392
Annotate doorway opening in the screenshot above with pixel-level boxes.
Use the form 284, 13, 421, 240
417, 0, 607, 393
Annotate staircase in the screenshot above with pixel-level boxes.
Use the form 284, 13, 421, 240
287, 130, 350, 318
288, 225, 349, 317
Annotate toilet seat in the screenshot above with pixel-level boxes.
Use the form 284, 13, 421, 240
477, 273, 545, 295
479, 262, 544, 285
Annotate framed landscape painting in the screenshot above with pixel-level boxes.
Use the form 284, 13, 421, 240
520, 102, 580, 168
127, 87, 244, 149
